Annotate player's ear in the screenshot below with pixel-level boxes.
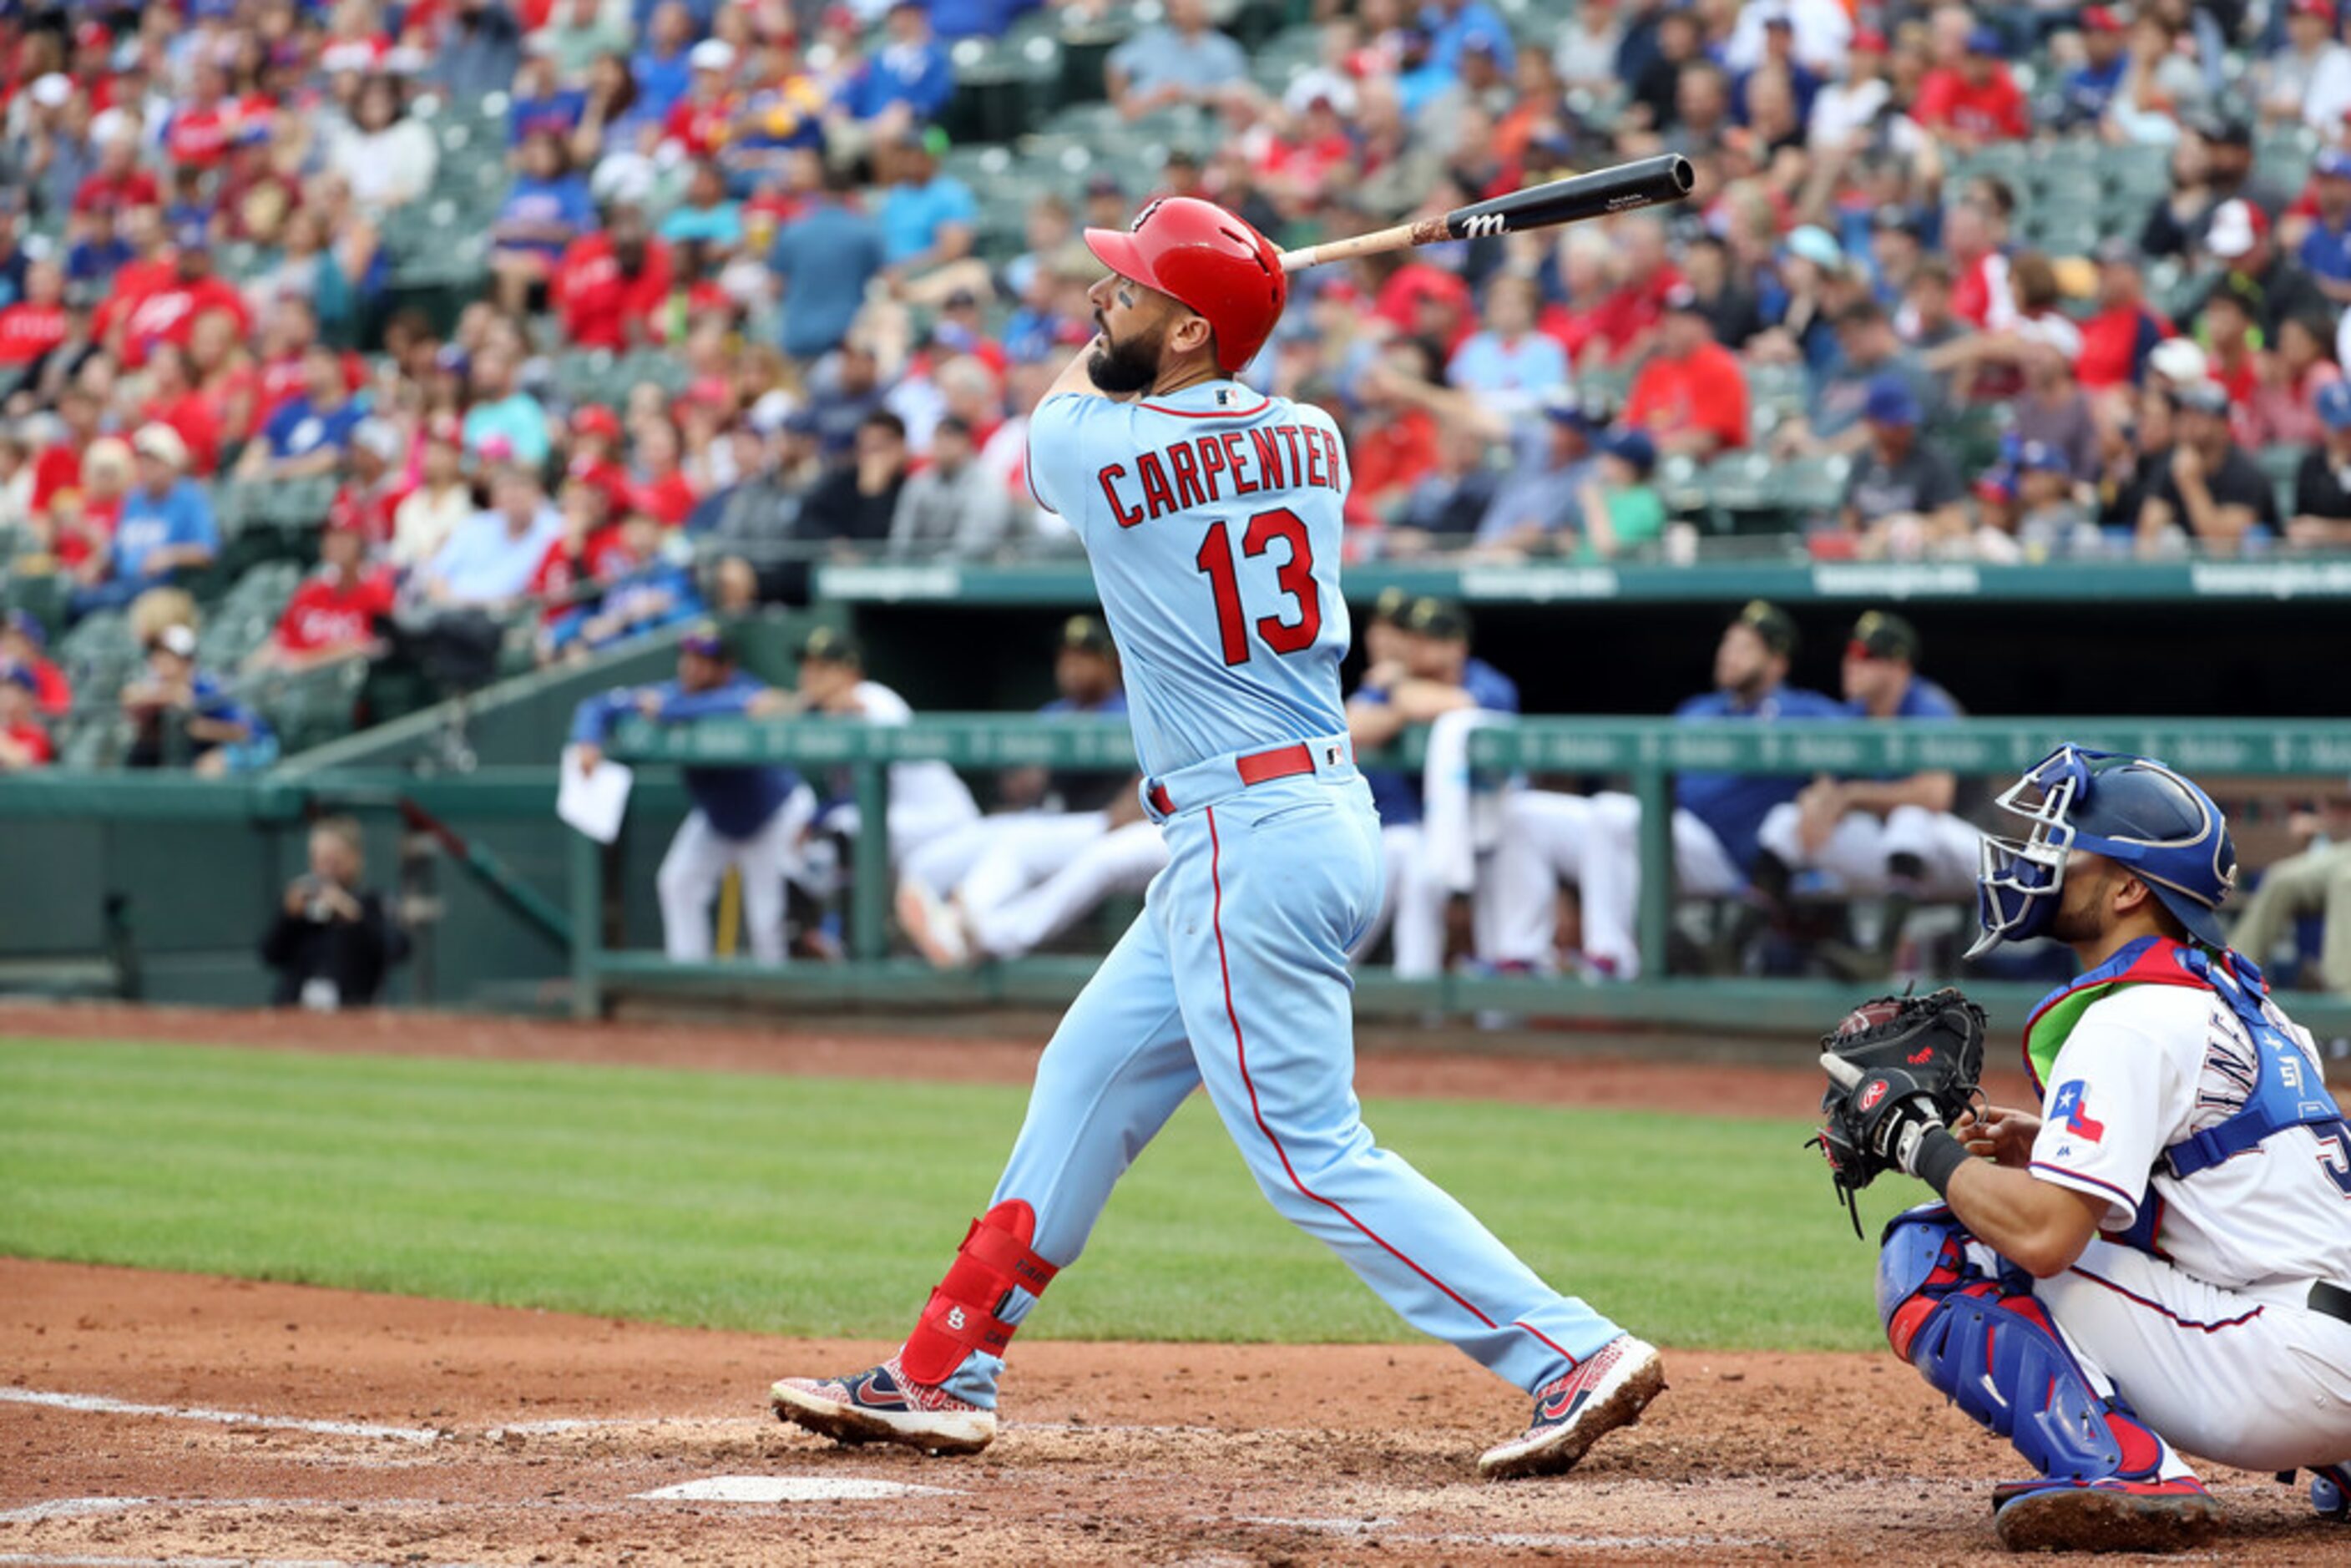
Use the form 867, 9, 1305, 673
1169, 309, 1215, 359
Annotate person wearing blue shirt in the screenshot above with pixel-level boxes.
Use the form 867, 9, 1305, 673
1743, 609, 1981, 979
541, 515, 705, 659
845, 1, 958, 124
239, 343, 367, 480
629, 1, 699, 122
1574, 601, 1848, 979
2057, 8, 2130, 129
569, 625, 815, 965
1475, 387, 1598, 551
877, 133, 978, 276
1421, 0, 1514, 75
1345, 594, 1519, 979
1447, 277, 1569, 419
73, 425, 220, 618
123, 623, 275, 776
769, 164, 887, 359
928, 0, 1039, 39
490, 130, 598, 314
2301, 149, 2351, 295
421, 467, 566, 607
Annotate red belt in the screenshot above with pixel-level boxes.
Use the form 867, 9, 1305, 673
1146, 742, 1315, 817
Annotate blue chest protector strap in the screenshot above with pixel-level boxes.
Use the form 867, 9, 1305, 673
2022, 936, 2343, 1184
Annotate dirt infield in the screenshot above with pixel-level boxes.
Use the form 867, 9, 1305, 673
0, 1003, 2328, 1564
4, 1260, 2343, 1567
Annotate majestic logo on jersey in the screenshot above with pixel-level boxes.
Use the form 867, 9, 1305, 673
2050, 1080, 2105, 1143
1459, 212, 1508, 239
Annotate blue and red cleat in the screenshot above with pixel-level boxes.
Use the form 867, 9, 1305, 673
2305, 1462, 2350, 1520
768, 1356, 996, 1456
1476, 1333, 1666, 1480
1991, 1475, 2223, 1552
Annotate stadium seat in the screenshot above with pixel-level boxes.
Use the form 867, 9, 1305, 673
1780, 455, 1852, 524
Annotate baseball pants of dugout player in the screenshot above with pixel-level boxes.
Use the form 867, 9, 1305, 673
933, 740, 1629, 1407
655, 787, 819, 966
1881, 1206, 2351, 1495
1754, 802, 1979, 898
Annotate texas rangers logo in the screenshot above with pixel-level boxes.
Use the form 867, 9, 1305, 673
2050, 1080, 2105, 1143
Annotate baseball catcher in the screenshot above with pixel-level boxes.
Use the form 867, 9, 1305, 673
1816, 746, 2351, 1553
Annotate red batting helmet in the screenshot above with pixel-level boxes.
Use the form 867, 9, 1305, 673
1084, 197, 1287, 375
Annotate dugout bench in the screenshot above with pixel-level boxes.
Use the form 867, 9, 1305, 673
578, 716, 2351, 1045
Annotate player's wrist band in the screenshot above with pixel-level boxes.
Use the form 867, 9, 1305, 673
1914, 1129, 1969, 1196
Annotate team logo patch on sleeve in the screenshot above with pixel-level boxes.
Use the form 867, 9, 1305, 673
2049, 1080, 2105, 1142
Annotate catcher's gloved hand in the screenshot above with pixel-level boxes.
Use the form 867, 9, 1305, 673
1811, 987, 1987, 1235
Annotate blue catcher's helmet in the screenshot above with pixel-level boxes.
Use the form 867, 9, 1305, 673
1968, 745, 2237, 959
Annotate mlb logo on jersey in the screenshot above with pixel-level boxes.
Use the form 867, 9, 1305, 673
2050, 1080, 2104, 1142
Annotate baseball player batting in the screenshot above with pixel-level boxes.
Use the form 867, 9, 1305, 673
1814, 746, 2351, 1551
771, 195, 1666, 1478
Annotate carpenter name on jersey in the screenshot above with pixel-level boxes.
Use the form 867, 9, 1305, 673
1027, 381, 1352, 780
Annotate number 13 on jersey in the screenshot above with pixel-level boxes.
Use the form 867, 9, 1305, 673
1196, 508, 1321, 667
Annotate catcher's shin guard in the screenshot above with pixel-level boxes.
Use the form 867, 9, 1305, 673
898, 1200, 1061, 1388
1877, 1205, 2181, 1488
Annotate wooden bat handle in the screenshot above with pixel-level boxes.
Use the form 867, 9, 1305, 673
1276, 216, 1452, 275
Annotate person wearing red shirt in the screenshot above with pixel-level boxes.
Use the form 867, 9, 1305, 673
163, 60, 250, 170
249, 299, 365, 435
2076, 240, 2172, 395
326, 422, 412, 550
1943, 195, 2016, 333
29, 385, 103, 513
627, 417, 700, 527
528, 478, 633, 619
0, 258, 72, 369
111, 229, 252, 371
137, 345, 225, 478
1, 612, 73, 720
249, 524, 396, 672
664, 39, 741, 159
1913, 28, 2030, 145
564, 406, 636, 516
1624, 286, 1750, 457
552, 205, 673, 350
1345, 343, 1443, 529
71, 131, 159, 217
0, 665, 54, 772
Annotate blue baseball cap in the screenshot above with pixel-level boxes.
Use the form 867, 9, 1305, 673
0, 660, 36, 694
1602, 427, 1657, 474
1965, 24, 2005, 55
3, 609, 45, 650
2017, 439, 2072, 474
2318, 379, 2351, 432
2319, 148, 2351, 180
1863, 375, 1922, 427
679, 623, 732, 660
1540, 384, 1591, 429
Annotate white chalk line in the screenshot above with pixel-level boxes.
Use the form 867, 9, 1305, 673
0, 1390, 437, 1446
635, 1475, 955, 1502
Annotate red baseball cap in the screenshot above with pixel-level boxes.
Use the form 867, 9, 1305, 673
570, 405, 623, 439
1849, 28, 1888, 53
2293, 0, 2337, 20
74, 20, 113, 49
2081, 6, 2126, 32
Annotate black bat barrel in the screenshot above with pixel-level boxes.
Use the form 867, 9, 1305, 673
1443, 155, 1696, 242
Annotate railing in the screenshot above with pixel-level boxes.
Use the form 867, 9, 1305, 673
586, 716, 2351, 1039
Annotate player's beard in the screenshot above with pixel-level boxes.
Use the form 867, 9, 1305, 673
1089, 321, 1164, 394
2043, 863, 2112, 947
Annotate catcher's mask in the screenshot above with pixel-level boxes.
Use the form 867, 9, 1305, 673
1968, 745, 2237, 959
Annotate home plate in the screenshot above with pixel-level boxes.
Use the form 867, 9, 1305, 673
635, 1475, 956, 1503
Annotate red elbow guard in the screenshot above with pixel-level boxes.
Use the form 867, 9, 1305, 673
899, 1200, 1060, 1387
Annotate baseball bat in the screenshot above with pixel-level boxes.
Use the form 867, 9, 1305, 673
1275, 154, 1695, 274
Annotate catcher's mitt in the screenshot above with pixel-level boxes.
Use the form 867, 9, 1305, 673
1810, 987, 1987, 1234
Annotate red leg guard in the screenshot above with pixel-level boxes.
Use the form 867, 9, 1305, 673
900, 1200, 1060, 1386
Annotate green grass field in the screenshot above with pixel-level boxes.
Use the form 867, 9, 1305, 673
0, 1038, 1918, 1352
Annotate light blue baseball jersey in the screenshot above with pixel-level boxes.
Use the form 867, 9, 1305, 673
1027, 381, 1353, 776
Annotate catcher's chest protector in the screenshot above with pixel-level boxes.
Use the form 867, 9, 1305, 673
2023, 935, 2344, 1181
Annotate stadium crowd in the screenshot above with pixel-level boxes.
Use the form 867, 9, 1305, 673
0, 0, 2348, 984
